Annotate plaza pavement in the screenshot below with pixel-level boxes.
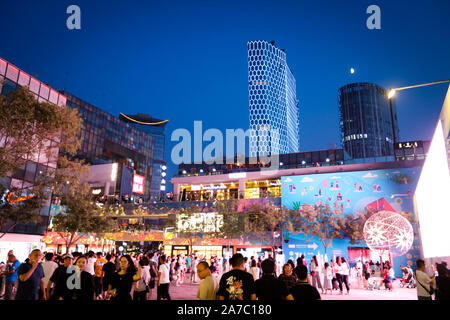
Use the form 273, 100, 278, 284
148, 273, 418, 300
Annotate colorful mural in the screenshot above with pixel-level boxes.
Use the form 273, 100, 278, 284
281, 167, 422, 277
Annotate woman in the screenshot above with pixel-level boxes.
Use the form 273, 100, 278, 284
174, 259, 182, 286
134, 258, 150, 301
250, 260, 260, 281
322, 262, 333, 295
335, 257, 344, 295
278, 263, 297, 291
435, 263, 450, 300
157, 255, 171, 300
108, 255, 142, 301
341, 257, 350, 294
310, 256, 323, 292
71, 255, 95, 300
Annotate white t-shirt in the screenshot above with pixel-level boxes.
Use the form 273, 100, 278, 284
250, 267, 260, 281
42, 260, 58, 287
197, 275, 218, 300
136, 266, 150, 291
159, 263, 170, 284
341, 262, 350, 276
86, 257, 96, 275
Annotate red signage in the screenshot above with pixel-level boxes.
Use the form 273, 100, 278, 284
132, 174, 145, 194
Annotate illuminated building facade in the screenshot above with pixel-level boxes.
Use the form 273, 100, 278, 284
61, 91, 163, 201
248, 40, 299, 157
0, 57, 67, 261
339, 83, 400, 159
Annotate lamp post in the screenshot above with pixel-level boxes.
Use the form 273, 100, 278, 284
387, 79, 450, 148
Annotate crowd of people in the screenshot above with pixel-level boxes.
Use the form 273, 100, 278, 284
1, 248, 449, 300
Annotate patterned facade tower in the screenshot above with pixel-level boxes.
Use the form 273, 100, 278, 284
248, 40, 299, 157
339, 82, 400, 159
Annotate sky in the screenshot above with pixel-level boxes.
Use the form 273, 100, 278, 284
1, 0, 449, 191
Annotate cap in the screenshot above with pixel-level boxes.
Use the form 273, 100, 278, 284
63, 254, 74, 260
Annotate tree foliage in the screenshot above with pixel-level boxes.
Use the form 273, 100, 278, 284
0, 86, 82, 236
288, 201, 345, 255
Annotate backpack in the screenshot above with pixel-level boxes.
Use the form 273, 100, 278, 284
149, 261, 157, 278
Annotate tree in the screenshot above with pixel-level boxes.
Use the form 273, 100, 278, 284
289, 201, 345, 256
245, 200, 292, 255
50, 157, 115, 252
0, 86, 82, 236
213, 200, 244, 250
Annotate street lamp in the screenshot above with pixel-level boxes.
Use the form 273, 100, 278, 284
387, 79, 450, 145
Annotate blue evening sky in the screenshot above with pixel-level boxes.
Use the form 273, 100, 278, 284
1, 0, 449, 191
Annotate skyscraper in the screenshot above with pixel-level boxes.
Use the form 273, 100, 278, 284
339, 82, 400, 159
248, 40, 299, 157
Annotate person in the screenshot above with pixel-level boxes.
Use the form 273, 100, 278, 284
101, 254, 116, 300
147, 252, 158, 299
255, 259, 294, 300
2, 254, 21, 300
93, 252, 107, 299
341, 257, 350, 294
290, 265, 321, 300
134, 257, 150, 301
0, 261, 5, 298
196, 261, 218, 300
217, 253, 256, 300
250, 259, 260, 281
47, 254, 74, 300
186, 255, 192, 274
41, 252, 58, 294
310, 256, 323, 292
287, 259, 295, 271
15, 249, 46, 300
157, 255, 171, 300
70, 255, 95, 300
191, 256, 199, 283
435, 263, 450, 300
85, 251, 96, 276
322, 262, 333, 295
174, 258, 182, 286
108, 255, 142, 301
278, 263, 297, 292
334, 257, 345, 294
415, 259, 435, 300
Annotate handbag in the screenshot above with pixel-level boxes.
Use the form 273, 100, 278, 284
415, 271, 435, 295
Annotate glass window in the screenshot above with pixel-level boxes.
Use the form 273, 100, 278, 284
29, 78, 40, 94
57, 95, 67, 106
5, 64, 19, 82
18, 71, 30, 87
1, 78, 16, 95
39, 84, 49, 100
24, 161, 37, 182
0, 58, 7, 76
49, 89, 58, 104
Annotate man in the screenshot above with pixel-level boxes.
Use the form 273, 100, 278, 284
46, 254, 74, 300
101, 254, 116, 300
15, 249, 46, 300
147, 252, 158, 300
415, 259, 435, 300
217, 253, 256, 300
2, 254, 21, 300
41, 253, 58, 290
85, 251, 96, 276
196, 261, 218, 300
191, 256, 199, 283
93, 252, 107, 299
186, 255, 192, 274
290, 265, 321, 300
255, 259, 293, 300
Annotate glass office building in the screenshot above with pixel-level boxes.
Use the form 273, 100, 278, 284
248, 40, 299, 157
61, 91, 157, 201
0, 57, 67, 238
339, 83, 399, 159
119, 113, 168, 201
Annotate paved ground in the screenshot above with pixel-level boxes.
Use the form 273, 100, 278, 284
148, 273, 418, 300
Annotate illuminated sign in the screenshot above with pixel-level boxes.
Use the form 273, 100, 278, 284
177, 212, 224, 233
201, 184, 227, 190
92, 188, 102, 195
228, 172, 247, 179
395, 141, 422, 149
132, 174, 145, 194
